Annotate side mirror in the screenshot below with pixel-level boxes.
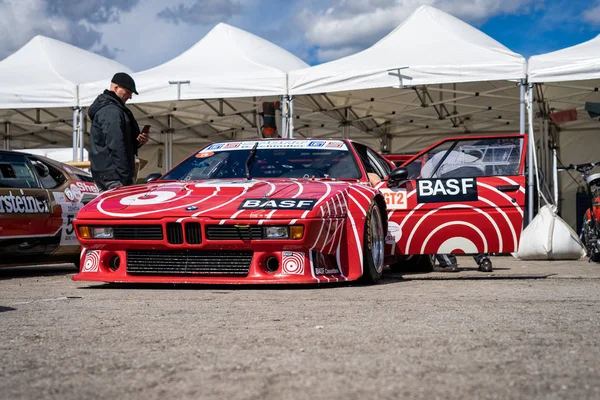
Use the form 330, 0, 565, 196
145, 172, 162, 183
387, 167, 408, 188
33, 161, 50, 178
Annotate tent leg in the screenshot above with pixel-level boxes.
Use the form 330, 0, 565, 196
72, 107, 79, 161
281, 95, 288, 139
552, 147, 559, 206
4, 122, 9, 150
289, 96, 294, 139
342, 107, 349, 138
166, 114, 174, 170
253, 97, 261, 138
523, 81, 535, 225
79, 108, 85, 161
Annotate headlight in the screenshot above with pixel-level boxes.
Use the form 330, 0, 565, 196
263, 226, 289, 239
262, 225, 304, 240
91, 227, 114, 239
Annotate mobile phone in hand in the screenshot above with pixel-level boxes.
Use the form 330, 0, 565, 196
142, 124, 151, 133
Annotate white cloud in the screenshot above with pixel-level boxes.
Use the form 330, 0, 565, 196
0, 0, 140, 61
583, 3, 600, 25
298, 0, 537, 62
0, 0, 65, 59
0, 0, 576, 71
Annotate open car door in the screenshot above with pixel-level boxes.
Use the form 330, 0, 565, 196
381, 135, 527, 256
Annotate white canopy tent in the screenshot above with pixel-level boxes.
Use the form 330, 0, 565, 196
288, 5, 533, 219
79, 23, 308, 172
528, 35, 600, 229
81, 23, 307, 105
289, 5, 525, 94
0, 35, 132, 156
287, 5, 528, 151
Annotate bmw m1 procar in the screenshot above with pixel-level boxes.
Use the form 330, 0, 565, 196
0, 150, 98, 267
73, 135, 527, 284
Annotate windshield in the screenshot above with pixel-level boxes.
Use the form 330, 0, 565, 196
162, 140, 362, 181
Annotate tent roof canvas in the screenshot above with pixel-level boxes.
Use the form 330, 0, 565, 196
528, 34, 600, 83
289, 5, 526, 95
80, 23, 309, 106
0, 35, 132, 108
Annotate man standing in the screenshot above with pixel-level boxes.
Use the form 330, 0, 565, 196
88, 72, 149, 191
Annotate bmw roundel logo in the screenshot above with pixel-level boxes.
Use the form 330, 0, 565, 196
185, 206, 198, 211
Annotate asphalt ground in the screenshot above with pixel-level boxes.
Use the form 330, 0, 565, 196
1, 256, 600, 400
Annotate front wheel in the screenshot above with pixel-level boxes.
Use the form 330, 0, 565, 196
360, 202, 385, 284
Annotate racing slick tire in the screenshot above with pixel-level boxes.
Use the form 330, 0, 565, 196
360, 202, 385, 284
73, 255, 81, 271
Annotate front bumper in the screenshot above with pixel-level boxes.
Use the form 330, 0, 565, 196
72, 217, 354, 284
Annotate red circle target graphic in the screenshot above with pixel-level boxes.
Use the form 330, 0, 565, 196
282, 252, 305, 275
82, 250, 101, 273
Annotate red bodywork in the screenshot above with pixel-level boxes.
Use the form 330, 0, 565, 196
73, 139, 389, 284
73, 135, 528, 284
379, 134, 528, 256
382, 153, 415, 167
74, 179, 381, 284
585, 197, 600, 221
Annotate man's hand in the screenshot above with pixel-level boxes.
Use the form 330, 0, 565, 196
137, 132, 149, 145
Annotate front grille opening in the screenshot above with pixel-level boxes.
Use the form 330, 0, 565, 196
206, 225, 264, 240
126, 250, 253, 276
166, 222, 183, 244
185, 222, 202, 244
113, 225, 163, 240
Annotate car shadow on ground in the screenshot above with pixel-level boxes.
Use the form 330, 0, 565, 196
76, 272, 408, 291
393, 266, 512, 276
0, 264, 78, 280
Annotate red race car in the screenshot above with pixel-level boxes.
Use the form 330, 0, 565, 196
0, 150, 99, 267
73, 135, 526, 284
382, 153, 415, 167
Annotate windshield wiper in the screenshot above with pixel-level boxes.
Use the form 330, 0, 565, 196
245, 142, 259, 180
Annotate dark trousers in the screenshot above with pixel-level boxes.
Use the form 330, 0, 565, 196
436, 254, 487, 266
94, 179, 124, 192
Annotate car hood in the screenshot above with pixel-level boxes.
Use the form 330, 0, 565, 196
78, 179, 358, 220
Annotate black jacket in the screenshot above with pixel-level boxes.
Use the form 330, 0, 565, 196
88, 90, 141, 186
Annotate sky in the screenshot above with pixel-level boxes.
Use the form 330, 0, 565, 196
0, 0, 599, 71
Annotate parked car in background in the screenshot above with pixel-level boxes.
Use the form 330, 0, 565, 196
0, 150, 98, 267
382, 153, 415, 167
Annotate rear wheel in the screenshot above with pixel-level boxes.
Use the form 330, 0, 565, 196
360, 203, 385, 284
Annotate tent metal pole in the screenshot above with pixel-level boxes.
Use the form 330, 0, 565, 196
342, 107, 349, 138
4, 122, 10, 150
523, 81, 534, 224
552, 147, 559, 206
72, 107, 79, 161
543, 119, 550, 190
166, 114, 173, 170
254, 98, 262, 138
289, 96, 294, 139
79, 109, 85, 161
281, 95, 288, 138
